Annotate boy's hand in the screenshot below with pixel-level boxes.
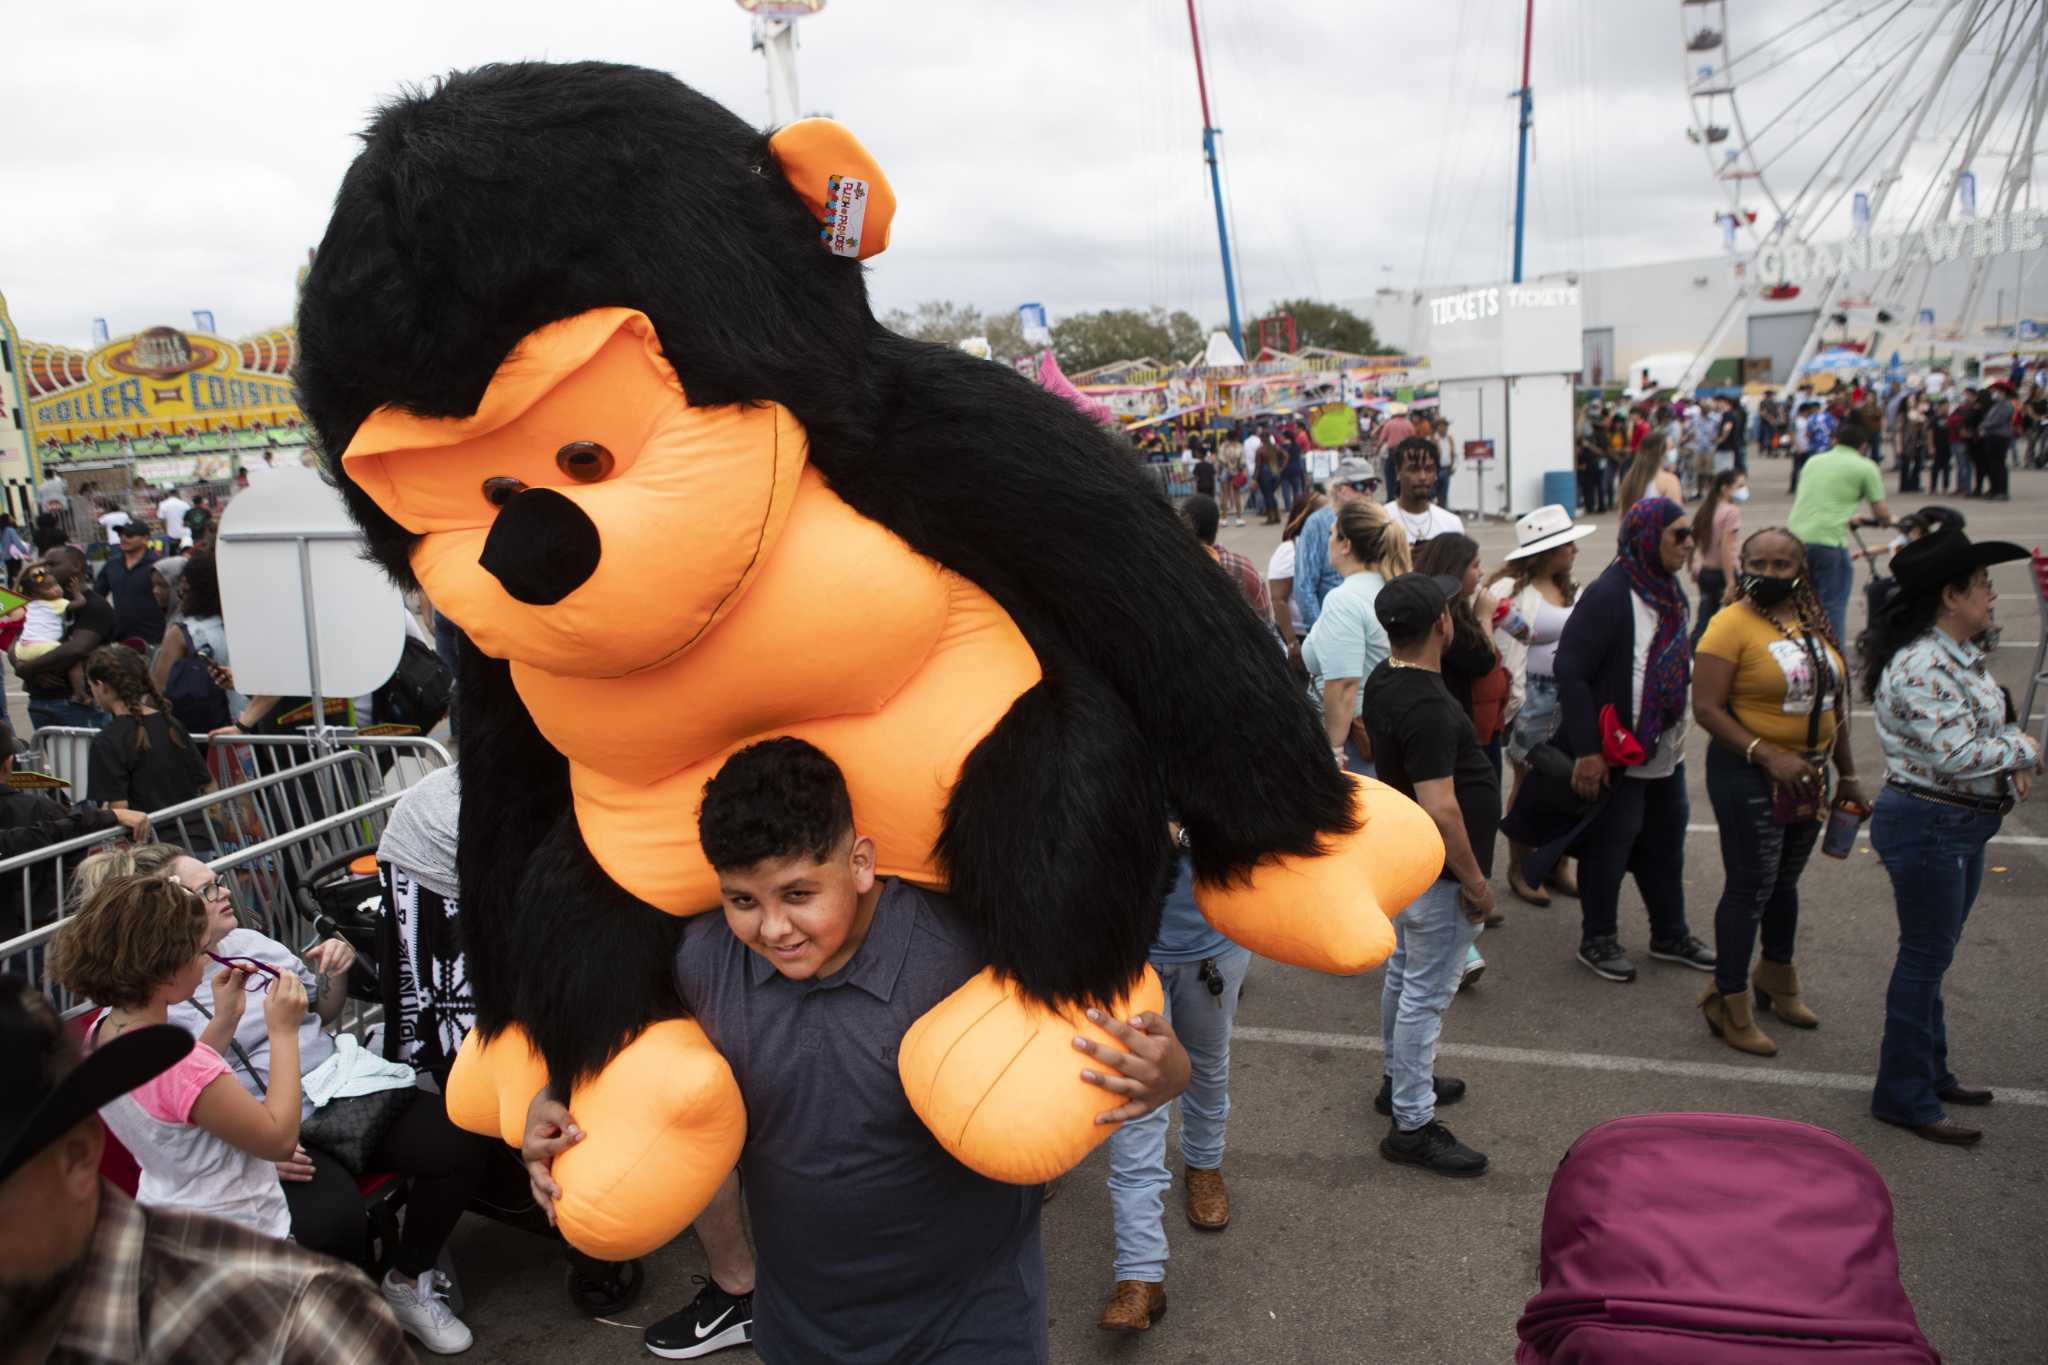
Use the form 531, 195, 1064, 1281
521, 1088, 583, 1226
1073, 1008, 1191, 1126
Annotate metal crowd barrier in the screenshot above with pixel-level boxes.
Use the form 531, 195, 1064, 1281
27, 726, 451, 806
0, 750, 384, 1013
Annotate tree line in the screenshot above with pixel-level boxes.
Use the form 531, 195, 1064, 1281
879, 298, 1388, 374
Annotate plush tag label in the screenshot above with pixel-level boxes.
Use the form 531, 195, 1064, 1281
821, 174, 870, 257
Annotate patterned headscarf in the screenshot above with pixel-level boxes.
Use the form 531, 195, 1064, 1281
1617, 498, 1692, 746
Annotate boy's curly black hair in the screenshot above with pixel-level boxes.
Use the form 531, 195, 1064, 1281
697, 738, 855, 873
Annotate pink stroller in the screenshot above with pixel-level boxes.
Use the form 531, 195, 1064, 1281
1517, 1114, 1940, 1362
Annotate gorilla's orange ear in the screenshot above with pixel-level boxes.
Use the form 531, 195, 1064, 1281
769, 118, 895, 260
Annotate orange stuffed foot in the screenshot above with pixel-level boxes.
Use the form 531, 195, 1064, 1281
445, 1019, 747, 1261
1193, 773, 1444, 974
899, 965, 1166, 1185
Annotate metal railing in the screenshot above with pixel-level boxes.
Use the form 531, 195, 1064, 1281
27, 727, 451, 805
0, 750, 384, 1012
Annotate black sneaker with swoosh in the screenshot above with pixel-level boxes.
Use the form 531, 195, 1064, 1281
644, 1275, 754, 1359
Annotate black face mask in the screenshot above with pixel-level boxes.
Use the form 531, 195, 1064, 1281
1740, 572, 1800, 607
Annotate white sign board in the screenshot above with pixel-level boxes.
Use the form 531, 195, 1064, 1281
215, 467, 405, 698
1424, 282, 1583, 382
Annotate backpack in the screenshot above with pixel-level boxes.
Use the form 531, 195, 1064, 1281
161, 627, 233, 734
372, 634, 454, 732
1516, 1114, 1939, 1363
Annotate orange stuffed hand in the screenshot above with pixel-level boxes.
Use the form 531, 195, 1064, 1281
898, 965, 1165, 1185
1193, 773, 1443, 973
446, 1019, 746, 1261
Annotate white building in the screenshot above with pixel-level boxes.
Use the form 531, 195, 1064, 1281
1353, 243, 2048, 395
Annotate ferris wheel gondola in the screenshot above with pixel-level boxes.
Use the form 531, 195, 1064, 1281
1676, 0, 2048, 391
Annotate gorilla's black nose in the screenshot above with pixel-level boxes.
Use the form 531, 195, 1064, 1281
479, 487, 602, 606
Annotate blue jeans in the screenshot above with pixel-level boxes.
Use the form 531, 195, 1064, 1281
1505, 674, 1559, 765
1380, 878, 1481, 1130
1869, 786, 2002, 1126
1106, 945, 1252, 1283
27, 698, 108, 733
1807, 543, 1853, 646
1704, 744, 1820, 994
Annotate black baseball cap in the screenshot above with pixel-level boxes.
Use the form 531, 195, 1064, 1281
0, 974, 192, 1185
116, 522, 149, 537
1891, 529, 2027, 597
1374, 573, 1463, 640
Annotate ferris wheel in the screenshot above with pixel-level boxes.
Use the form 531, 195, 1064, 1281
1677, 0, 2048, 388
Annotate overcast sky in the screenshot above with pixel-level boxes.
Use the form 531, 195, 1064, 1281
3, 0, 1939, 349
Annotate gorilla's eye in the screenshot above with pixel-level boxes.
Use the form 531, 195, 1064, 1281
482, 477, 527, 507
556, 441, 615, 483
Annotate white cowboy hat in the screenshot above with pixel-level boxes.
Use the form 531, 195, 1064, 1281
1504, 503, 1596, 561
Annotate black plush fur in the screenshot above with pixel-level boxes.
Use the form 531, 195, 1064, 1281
299, 62, 1354, 1091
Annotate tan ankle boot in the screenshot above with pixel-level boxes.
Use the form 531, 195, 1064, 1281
1699, 986, 1777, 1056
1752, 960, 1819, 1029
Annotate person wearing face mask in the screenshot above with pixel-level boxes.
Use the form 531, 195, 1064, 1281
1863, 531, 2041, 1146
1689, 470, 1748, 645
1690, 529, 1861, 1055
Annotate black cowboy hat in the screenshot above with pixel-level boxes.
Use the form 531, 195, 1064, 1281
1890, 529, 2028, 597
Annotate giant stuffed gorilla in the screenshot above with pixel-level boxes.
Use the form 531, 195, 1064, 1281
296, 61, 1441, 1259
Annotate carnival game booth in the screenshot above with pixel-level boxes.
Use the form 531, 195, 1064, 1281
1425, 282, 1580, 520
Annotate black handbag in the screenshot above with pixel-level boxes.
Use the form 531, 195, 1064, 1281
298, 1086, 415, 1175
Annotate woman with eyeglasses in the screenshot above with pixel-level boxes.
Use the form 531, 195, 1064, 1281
51, 870, 309, 1240
75, 844, 482, 1348
1513, 499, 1718, 985
1864, 531, 2041, 1146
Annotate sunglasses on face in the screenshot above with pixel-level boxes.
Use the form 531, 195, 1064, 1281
1669, 526, 1696, 543
206, 951, 282, 993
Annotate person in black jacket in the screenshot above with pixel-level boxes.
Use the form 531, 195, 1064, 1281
1505, 499, 1718, 985
0, 722, 150, 944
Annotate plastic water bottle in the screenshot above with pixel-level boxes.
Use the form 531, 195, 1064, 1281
1821, 799, 1869, 859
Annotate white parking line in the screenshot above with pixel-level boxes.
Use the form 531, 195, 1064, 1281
1232, 1025, 2048, 1108
1685, 823, 2046, 848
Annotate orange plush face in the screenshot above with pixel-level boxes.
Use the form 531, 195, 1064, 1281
341, 308, 808, 679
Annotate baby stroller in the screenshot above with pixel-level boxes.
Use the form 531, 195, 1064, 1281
1517, 1114, 1939, 1362
294, 846, 648, 1317
1848, 508, 1966, 673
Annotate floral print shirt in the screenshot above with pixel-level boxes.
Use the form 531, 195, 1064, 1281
1875, 628, 2041, 798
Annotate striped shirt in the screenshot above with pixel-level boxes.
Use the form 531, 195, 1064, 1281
34, 1183, 407, 1364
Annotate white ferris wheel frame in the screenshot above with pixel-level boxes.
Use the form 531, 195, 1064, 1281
1677, 0, 2048, 392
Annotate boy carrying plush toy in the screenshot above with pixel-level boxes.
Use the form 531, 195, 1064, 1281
521, 738, 1189, 1363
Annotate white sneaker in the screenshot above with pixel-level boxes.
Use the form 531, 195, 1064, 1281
383, 1268, 475, 1354
1234, 516, 1246, 526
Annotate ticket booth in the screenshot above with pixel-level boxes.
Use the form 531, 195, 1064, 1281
1422, 282, 1581, 520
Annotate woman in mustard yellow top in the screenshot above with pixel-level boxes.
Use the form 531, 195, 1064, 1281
1690, 528, 1866, 1056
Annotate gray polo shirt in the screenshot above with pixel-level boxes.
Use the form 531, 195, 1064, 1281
675, 878, 1047, 1365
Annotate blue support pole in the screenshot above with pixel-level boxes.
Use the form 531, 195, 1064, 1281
1203, 127, 1244, 355
1512, 84, 1533, 284
1511, 0, 1534, 284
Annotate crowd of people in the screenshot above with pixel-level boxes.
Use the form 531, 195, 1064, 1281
1574, 371, 2045, 521
1, 402, 2039, 1364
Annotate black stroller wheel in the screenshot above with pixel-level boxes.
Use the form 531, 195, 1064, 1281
566, 1256, 645, 1317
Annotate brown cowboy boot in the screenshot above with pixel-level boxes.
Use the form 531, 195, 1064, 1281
1099, 1279, 1168, 1331
1699, 986, 1777, 1056
1751, 959, 1819, 1029
1185, 1165, 1230, 1230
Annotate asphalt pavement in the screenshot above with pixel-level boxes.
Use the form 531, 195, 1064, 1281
28, 465, 2044, 1362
